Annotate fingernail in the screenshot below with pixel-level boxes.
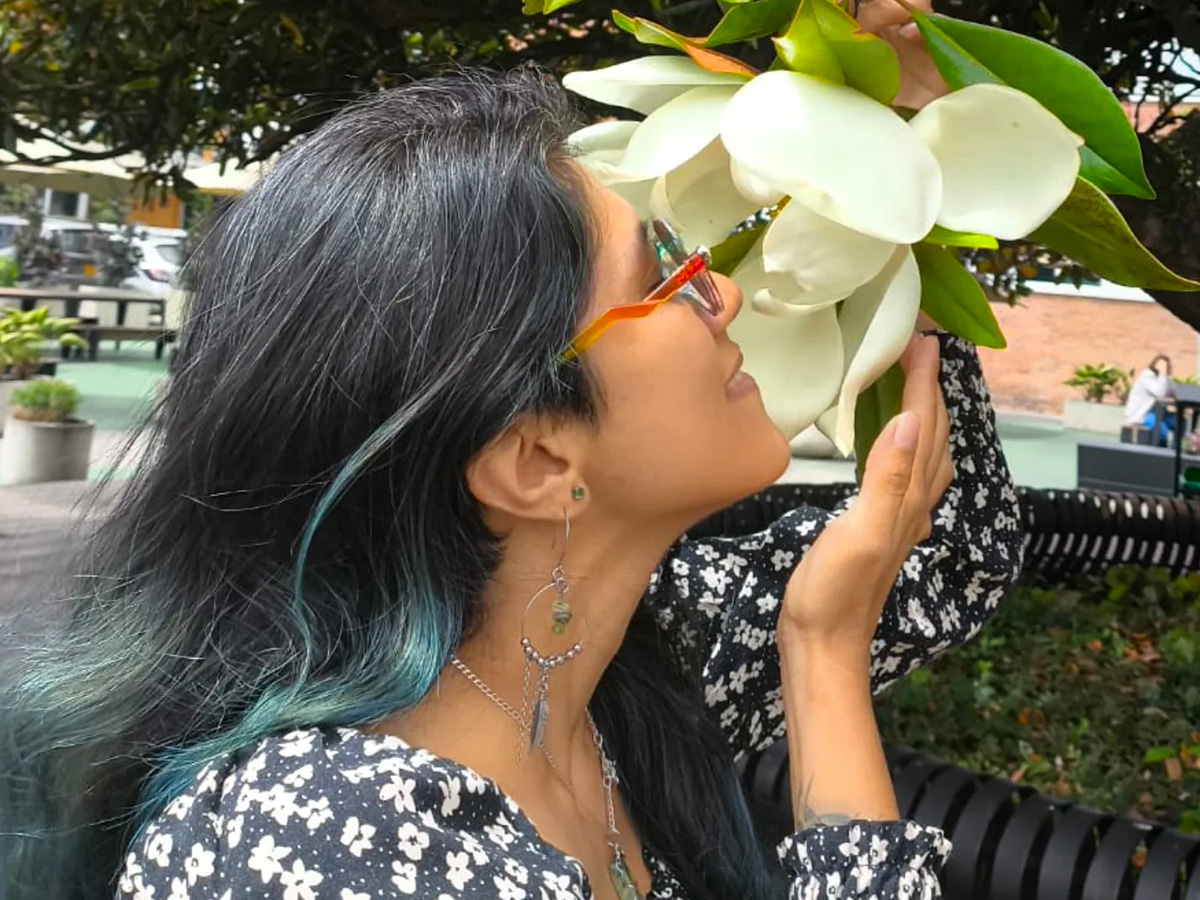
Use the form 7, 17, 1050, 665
892, 411, 919, 450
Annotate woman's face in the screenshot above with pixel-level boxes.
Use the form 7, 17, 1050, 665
575, 171, 791, 525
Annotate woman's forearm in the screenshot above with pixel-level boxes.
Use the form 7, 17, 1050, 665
779, 632, 899, 829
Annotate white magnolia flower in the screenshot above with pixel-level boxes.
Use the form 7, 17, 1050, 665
565, 56, 1082, 449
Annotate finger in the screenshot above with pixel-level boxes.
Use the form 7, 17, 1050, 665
925, 382, 950, 492
899, 335, 941, 484
859, 410, 921, 521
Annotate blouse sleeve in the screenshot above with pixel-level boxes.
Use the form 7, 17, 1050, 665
644, 334, 1024, 756
777, 820, 953, 900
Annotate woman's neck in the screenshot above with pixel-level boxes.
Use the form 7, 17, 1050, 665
385, 511, 680, 782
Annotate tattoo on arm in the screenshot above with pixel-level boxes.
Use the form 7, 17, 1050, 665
794, 775, 855, 830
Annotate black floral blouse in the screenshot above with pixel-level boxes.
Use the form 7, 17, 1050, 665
117, 336, 1022, 900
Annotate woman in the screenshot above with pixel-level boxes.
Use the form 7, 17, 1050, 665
1, 31, 1021, 900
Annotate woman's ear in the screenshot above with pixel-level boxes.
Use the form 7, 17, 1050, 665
466, 416, 589, 522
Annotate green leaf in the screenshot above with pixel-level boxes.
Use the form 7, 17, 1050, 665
774, 0, 899, 104
854, 363, 905, 483
1143, 746, 1177, 764
709, 222, 766, 277
913, 244, 1007, 348
705, 0, 801, 48
117, 76, 160, 92
811, 0, 899, 105
911, 13, 1154, 200
923, 224, 999, 250
611, 10, 689, 50
773, 0, 843, 85
612, 11, 758, 76
523, 0, 585, 13
1029, 178, 1200, 292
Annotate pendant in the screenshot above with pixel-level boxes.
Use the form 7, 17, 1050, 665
607, 846, 643, 900
529, 692, 548, 750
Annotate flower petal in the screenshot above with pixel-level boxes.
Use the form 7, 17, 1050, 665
730, 159, 785, 207
732, 243, 849, 310
833, 247, 921, 454
908, 83, 1083, 239
562, 55, 748, 116
728, 303, 845, 439
567, 121, 647, 186
720, 70, 942, 243
763, 199, 898, 298
619, 85, 740, 180
649, 140, 761, 247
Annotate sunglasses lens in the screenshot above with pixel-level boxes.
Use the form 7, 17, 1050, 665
651, 219, 723, 316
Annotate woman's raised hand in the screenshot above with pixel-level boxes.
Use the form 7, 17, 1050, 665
854, 0, 949, 110
779, 335, 952, 663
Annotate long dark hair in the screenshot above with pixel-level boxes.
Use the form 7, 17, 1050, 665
0, 68, 775, 900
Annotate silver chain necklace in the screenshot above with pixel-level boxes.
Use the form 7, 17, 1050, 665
449, 655, 643, 900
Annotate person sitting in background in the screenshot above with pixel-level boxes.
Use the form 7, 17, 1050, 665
1125, 354, 1175, 445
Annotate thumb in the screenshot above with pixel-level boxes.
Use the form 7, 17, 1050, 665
859, 411, 920, 509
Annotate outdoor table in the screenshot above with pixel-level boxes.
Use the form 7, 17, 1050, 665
0, 285, 170, 360
1171, 382, 1200, 497
0, 284, 163, 323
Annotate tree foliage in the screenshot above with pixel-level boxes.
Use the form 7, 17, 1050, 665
2, 0, 1198, 324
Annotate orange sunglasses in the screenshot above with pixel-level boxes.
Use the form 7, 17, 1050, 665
560, 218, 723, 362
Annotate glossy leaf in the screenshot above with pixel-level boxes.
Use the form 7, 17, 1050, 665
912, 12, 1153, 199
811, 0, 899, 105
706, 0, 801, 47
1029, 178, 1200, 292
773, 0, 843, 85
710, 221, 767, 276
854, 363, 905, 483
923, 224, 999, 249
522, 0, 585, 12
611, 10, 758, 76
913, 243, 1006, 348
774, 0, 899, 104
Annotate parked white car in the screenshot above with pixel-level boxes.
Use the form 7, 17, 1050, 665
123, 235, 184, 298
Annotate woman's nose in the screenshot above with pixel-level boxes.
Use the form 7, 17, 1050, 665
708, 272, 743, 332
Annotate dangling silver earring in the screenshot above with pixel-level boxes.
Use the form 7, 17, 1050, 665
520, 509, 586, 751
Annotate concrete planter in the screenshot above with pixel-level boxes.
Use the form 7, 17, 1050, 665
1063, 400, 1128, 435
0, 414, 94, 485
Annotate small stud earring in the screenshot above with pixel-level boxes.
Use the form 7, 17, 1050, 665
571, 486, 586, 501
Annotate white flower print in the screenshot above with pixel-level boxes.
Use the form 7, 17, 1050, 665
144, 832, 173, 868
297, 796, 334, 831
380, 774, 417, 814
770, 548, 795, 571
242, 753, 267, 784
164, 794, 195, 821
446, 850, 474, 890
118, 854, 143, 894
183, 844, 215, 886
166, 876, 189, 900
225, 814, 244, 849
283, 764, 314, 788
340, 816, 376, 857
869, 833, 889, 865
391, 861, 418, 894
463, 770, 488, 794
131, 874, 156, 900
483, 822, 516, 850
247, 835, 291, 884
494, 874, 527, 900
503, 858, 529, 885
440, 776, 462, 817
195, 767, 219, 796
277, 731, 316, 758
278, 859, 323, 900
397, 821, 431, 861
258, 784, 300, 826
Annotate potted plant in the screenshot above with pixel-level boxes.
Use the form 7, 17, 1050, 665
0, 306, 88, 435
1063, 363, 1133, 434
0, 378, 93, 485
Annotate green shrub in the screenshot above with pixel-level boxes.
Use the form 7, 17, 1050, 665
0, 306, 88, 380
1064, 363, 1134, 404
877, 567, 1200, 832
0, 256, 18, 288
9, 378, 81, 422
